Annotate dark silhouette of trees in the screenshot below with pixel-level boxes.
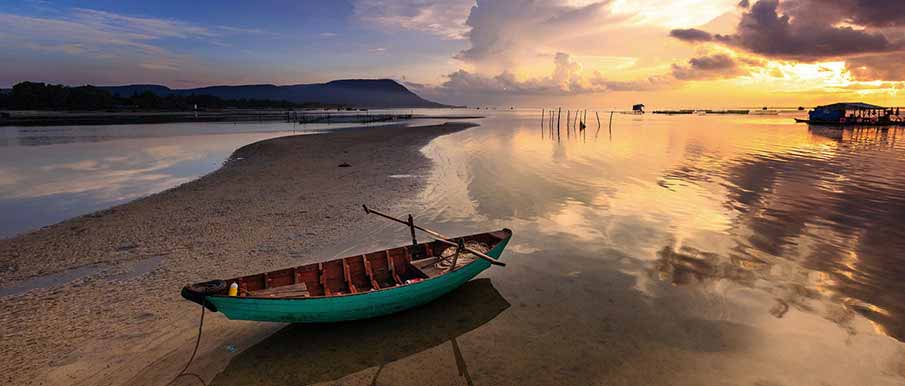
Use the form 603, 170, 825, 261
0, 82, 317, 111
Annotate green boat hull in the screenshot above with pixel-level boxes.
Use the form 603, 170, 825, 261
207, 232, 511, 323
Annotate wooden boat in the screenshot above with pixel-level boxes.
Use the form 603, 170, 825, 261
210, 278, 509, 385
182, 229, 512, 323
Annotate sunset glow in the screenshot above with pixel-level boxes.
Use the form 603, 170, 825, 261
2, 0, 903, 107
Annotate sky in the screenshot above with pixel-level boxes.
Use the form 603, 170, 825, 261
1, 0, 904, 108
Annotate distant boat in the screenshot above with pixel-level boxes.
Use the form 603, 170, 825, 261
182, 229, 513, 323
632, 103, 645, 114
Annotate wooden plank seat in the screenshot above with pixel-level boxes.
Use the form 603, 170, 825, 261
247, 282, 309, 297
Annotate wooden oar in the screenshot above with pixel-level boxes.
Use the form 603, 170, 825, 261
362, 205, 506, 267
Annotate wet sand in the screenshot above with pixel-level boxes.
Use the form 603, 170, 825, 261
0, 122, 475, 386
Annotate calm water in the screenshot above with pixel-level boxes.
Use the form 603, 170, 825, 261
0, 110, 467, 238
214, 111, 905, 386
0, 122, 302, 238
5, 111, 905, 384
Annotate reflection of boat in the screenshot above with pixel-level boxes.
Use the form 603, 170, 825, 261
182, 229, 512, 322
210, 278, 510, 386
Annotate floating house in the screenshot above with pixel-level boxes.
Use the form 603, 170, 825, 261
800, 102, 903, 125
632, 104, 645, 114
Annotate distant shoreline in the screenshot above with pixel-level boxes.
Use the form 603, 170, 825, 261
0, 109, 481, 127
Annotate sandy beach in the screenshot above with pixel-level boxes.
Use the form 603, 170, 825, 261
0, 121, 475, 386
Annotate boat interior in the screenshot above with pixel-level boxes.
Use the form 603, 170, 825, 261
219, 230, 508, 299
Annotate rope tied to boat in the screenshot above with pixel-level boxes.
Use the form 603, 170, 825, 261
166, 302, 208, 386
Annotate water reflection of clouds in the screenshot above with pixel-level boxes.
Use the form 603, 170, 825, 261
0, 131, 295, 238
661, 126, 905, 341
423, 113, 905, 349
2, 143, 202, 200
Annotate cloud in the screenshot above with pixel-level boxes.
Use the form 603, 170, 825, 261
845, 52, 905, 81
409, 51, 673, 102
672, 0, 904, 61
438, 52, 605, 96
669, 28, 714, 42
457, 0, 621, 68
729, 0, 895, 60
0, 8, 268, 85
671, 53, 747, 80
817, 0, 905, 28
70, 8, 216, 39
603, 75, 676, 91
668, 0, 905, 82
353, 0, 474, 39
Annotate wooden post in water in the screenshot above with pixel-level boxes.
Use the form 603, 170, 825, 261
608, 111, 614, 140
549, 111, 554, 137
541, 108, 545, 139
567, 110, 571, 138
557, 108, 562, 140
595, 111, 601, 138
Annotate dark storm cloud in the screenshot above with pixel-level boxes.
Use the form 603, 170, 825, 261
671, 54, 746, 80
669, 0, 905, 80
669, 28, 713, 42
816, 0, 905, 28
729, 0, 895, 60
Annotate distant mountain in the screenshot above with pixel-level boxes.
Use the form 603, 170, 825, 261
100, 79, 447, 108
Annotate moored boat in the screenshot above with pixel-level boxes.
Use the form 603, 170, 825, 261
796, 102, 905, 126
182, 228, 512, 323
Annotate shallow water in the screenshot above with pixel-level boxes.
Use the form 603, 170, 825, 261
217, 111, 905, 386
0, 124, 296, 239
0, 111, 469, 239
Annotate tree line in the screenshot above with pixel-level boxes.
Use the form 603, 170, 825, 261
0, 82, 330, 111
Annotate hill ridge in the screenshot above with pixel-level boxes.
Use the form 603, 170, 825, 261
100, 79, 445, 108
